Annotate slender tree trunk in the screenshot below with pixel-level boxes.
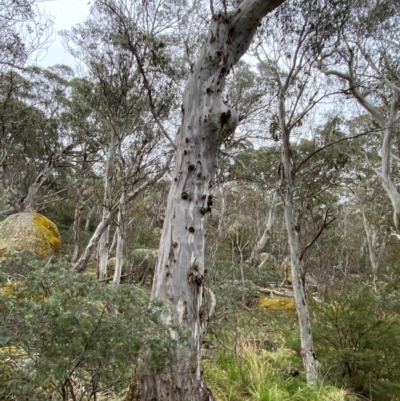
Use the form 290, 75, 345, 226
109, 225, 118, 255
76, 163, 171, 273
97, 211, 111, 280
76, 214, 112, 272
248, 191, 278, 267
131, 1, 285, 400
323, 67, 400, 231
97, 141, 116, 281
280, 99, 319, 384
85, 206, 94, 231
362, 211, 385, 292
113, 189, 126, 285
71, 182, 86, 263
381, 119, 400, 231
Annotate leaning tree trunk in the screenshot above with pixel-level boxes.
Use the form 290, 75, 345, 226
130, 1, 285, 400
76, 214, 112, 272
322, 68, 400, 231
281, 124, 319, 384
76, 170, 171, 273
248, 191, 278, 267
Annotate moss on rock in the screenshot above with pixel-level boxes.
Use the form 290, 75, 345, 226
0, 212, 60, 257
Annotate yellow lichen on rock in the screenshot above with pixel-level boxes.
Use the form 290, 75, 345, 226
32, 213, 60, 254
0, 212, 60, 257
258, 297, 296, 315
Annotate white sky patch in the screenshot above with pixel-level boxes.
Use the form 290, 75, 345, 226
36, 0, 91, 68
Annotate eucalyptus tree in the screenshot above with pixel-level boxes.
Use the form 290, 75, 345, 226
0, 0, 54, 71
63, 0, 178, 277
0, 66, 79, 216
249, 0, 350, 382
318, 0, 400, 230
124, 0, 287, 400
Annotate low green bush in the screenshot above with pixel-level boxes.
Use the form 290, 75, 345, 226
0, 252, 176, 401
311, 287, 400, 401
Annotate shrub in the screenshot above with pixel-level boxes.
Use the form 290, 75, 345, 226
0, 252, 176, 400
311, 287, 400, 401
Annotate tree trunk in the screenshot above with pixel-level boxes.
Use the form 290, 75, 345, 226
322, 67, 400, 231
97, 141, 116, 281
109, 225, 118, 255
362, 211, 385, 292
85, 206, 94, 231
281, 126, 319, 384
248, 191, 278, 267
71, 182, 86, 263
76, 165, 171, 273
97, 210, 111, 280
113, 189, 126, 285
131, 1, 285, 400
381, 116, 400, 231
75, 214, 112, 272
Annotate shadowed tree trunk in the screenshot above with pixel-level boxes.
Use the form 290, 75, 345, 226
71, 181, 86, 263
130, 1, 285, 400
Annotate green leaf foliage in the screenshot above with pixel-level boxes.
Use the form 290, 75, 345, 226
311, 287, 400, 401
0, 252, 176, 400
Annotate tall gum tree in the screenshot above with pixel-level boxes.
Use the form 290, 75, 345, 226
249, 0, 346, 382
131, 1, 285, 400
318, 0, 400, 230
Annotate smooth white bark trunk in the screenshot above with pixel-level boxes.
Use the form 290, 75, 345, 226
97, 211, 111, 281
113, 189, 126, 285
76, 161, 171, 273
280, 102, 319, 384
132, 1, 286, 400
85, 206, 94, 231
362, 211, 385, 292
249, 191, 279, 267
97, 141, 115, 281
75, 214, 112, 272
323, 67, 400, 231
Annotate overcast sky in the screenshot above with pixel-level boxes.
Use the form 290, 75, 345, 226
37, 0, 91, 68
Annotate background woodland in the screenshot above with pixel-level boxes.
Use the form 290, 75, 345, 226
0, 0, 400, 400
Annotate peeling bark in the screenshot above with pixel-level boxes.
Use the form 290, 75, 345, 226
132, 1, 285, 400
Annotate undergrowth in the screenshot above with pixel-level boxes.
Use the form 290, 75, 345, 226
203, 313, 358, 401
